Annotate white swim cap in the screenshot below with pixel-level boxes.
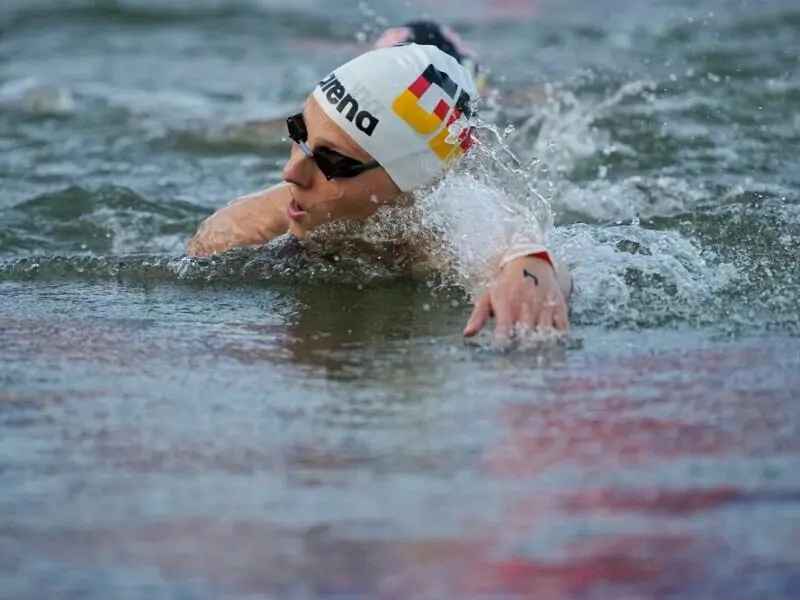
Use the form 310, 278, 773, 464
311, 43, 478, 192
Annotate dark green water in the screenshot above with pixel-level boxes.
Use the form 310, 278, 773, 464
1, 0, 799, 598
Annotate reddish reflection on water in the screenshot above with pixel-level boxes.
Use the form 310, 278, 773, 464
2, 323, 799, 599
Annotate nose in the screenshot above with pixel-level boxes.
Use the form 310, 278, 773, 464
282, 144, 314, 188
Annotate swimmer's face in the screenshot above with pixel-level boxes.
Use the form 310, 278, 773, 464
282, 95, 402, 234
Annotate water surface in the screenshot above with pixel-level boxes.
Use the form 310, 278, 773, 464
1, 0, 799, 597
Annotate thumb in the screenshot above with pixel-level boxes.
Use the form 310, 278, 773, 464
463, 291, 492, 337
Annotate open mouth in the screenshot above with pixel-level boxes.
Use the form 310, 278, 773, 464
287, 197, 307, 221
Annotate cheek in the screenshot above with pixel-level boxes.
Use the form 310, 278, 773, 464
307, 177, 345, 216
361, 174, 403, 211
373, 177, 402, 206
305, 171, 400, 223
339, 180, 388, 218
321, 181, 379, 221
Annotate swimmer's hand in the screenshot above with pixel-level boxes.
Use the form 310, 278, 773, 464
463, 256, 570, 342
187, 212, 249, 256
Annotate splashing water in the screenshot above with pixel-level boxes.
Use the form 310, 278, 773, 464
552, 222, 736, 328
403, 75, 744, 334
387, 81, 667, 290
504, 80, 658, 175
411, 123, 553, 292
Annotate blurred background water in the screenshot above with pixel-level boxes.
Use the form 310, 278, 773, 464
1, 0, 799, 598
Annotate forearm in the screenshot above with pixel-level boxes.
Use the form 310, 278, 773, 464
187, 184, 291, 256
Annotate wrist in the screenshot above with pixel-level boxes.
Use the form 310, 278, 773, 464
500, 243, 554, 270
502, 254, 553, 273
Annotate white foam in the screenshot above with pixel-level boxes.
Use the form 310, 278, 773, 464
0, 78, 76, 116
504, 80, 657, 174
555, 175, 709, 221
411, 119, 555, 291
551, 222, 736, 325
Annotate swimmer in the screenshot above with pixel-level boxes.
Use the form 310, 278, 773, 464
238, 19, 548, 137
188, 43, 571, 339
372, 20, 490, 97
372, 20, 554, 105
237, 19, 492, 137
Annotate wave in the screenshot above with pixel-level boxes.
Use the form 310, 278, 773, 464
0, 0, 345, 38
156, 119, 288, 157
0, 185, 208, 257
0, 234, 438, 287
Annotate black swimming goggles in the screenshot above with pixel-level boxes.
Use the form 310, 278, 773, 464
286, 112, 380, 180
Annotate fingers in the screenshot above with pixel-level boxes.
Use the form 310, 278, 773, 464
534, 290, 572, 332
491, 303, 516, 345
512, 301, 535, 337
186, 237, 205, 257
465, 281, 572, 342
517, 296, 570, 336
186, 237, 219, 257
463, 291, 492, 338
535, 305, 554, 331
553, 302, 570, 332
